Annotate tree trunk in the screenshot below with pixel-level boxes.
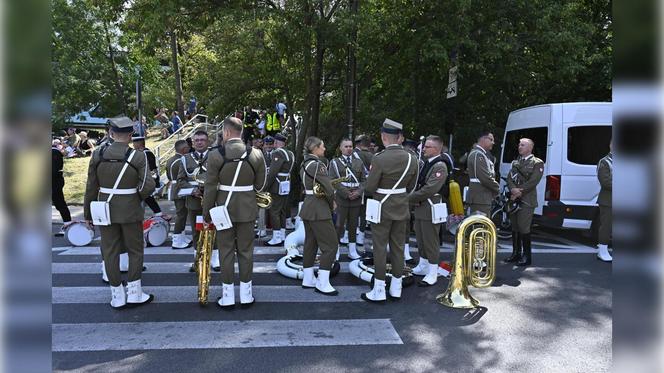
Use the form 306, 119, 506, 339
170, 29, 185, 115
103, 20, 126, 114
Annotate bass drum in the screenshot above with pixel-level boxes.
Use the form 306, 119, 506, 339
143, 217, 170, 247
276, 254, 341, 280
65, 222, 95, 247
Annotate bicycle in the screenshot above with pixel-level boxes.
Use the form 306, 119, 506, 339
490, 177, 520, 240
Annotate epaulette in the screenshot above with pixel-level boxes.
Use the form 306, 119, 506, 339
374, 149, 385, 157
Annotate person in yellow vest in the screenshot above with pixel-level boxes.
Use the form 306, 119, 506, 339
266, 112, 281, 136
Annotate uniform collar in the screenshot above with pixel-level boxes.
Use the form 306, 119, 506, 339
194, 149, 208, 158
226, 137, 242, 143
428, 154, 441, 163
521, 154, 533, 161
386, 144, 401, 149
473, 144, 486, 154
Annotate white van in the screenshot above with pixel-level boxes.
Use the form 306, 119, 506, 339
499, 102, 612, 233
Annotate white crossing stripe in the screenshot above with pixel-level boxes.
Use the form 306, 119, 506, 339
52, 262, 350, 274
52, 319, 403, 351
54, 247, 291, 256
53, 286, 368, 304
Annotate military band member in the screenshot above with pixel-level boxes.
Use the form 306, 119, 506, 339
176, 130, 220, 271
353, 134, 373, 245
402, 138, 421, 263
84, 116, 155, 309
167, 140, 192, 249
504, 138, 544, 267
132, 136, 164, 217
256, 136, 275, 238
299, 136, 339, 295
330, 138, 366, 260
466, 131, 500, 216
203, 117, 267, 308
263, 136, 274, 167
596, 141, 612, 262
362, 119, 418, 303
409, 136, 448, 285
265, 133, 294, 246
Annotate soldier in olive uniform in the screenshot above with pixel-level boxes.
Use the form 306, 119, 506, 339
466, 131, 500, 216
402, 138, 421, 264
330, 138, 366, 260
352, 135, 373, 245
256, 136, 274, 238
176, 130, 220, 271
265, 133, 294, 246
596, 142, 612, 262
299, 136, 339, 295
409, 136, 448, 286
362, 119, 418, 303
167, 140, 192, 249
84, 116, 155, 309
504, 138, 544, 266
203, 117, 267, 307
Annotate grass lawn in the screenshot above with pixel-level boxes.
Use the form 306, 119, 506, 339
62, 128, 164, 205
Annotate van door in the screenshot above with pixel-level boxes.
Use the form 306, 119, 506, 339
561, 124, 612, 228
500, 127, 549, 215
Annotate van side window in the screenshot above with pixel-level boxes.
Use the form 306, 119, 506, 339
502, 127, 548, 163
567, 126, 611, 165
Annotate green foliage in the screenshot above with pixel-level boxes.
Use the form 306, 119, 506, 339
53, 0, 611, 157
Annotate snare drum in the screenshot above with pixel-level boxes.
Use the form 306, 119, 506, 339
65, 222, 94, 247
143, 217, 170, 247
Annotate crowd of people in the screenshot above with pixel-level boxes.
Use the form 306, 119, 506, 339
54, 100, 612, 310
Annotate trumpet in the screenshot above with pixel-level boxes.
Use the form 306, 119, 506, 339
313, 176, 350, 198
195, 224, 216, 305
436, 214, 497, 308
256, 191, 273, 209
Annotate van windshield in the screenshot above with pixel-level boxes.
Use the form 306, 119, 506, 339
567, 125, 612, 165
502, 127, 548, 163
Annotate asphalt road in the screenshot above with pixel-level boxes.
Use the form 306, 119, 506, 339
51, 206, 611, 373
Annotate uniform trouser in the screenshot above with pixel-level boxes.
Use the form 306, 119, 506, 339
414, 219, 441, 265
269, 194, 288, 229
599, 205, 612, 245
335, 204, 360, 242
405, 215, 414, 245
358, 199, 367, 232
100, 222, 144, 287
217, 222, 255, 283
52, 177, 71, 222
371, 219, 407, 281
144, 196, 161, 214
189, 209, 203, 247
510, 207, 535, 234
303, 220, 337, 270
173, 199, 188, 234
468, 203, 491, 217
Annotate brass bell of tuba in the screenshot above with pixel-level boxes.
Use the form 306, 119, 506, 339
313, 176, 350, 198
195, 224, 216, 305
256, 191, 273, 209
436, 214, 497, 308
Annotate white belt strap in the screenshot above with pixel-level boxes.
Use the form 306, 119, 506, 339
102, 150, 136, 203
470, 178, 481, 183
277, 172, 290, 177
341, 182, 360, 188
100, 187, 137, 195
376, 187, 406, 195
218, 185, 253, 192
221, 152, 246, 207
304, 190, 315, 195
377, 154, 412, 205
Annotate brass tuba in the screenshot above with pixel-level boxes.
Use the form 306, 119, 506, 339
195, 224, 216, 305
256, 191, 273, 209
436, 214, 497, 308
313, 176, 350, 198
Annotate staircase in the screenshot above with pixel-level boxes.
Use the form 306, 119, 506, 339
153, 114, 219, 172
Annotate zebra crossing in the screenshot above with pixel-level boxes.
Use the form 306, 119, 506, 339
52, 233, 407, 355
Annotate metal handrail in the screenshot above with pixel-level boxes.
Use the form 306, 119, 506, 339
154, 114, 213, 172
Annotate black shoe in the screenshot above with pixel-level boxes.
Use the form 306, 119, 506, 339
314, 288, 339, 296
212, 266, 221, 272
516, 233, 532, 266
189, 264, 196, 273
360, 293, 386, 303
126, 294, 155, 308
503, 232, 521, 263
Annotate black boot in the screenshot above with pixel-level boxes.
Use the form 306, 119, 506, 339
503, 232, 521, 263
516, 233, 532, 266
